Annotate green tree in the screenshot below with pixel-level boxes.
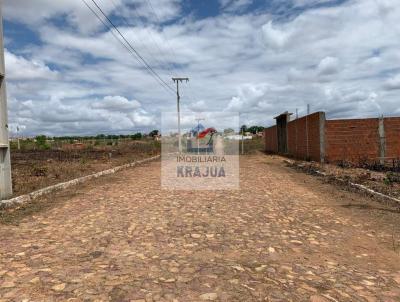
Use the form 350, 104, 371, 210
131, 133, 143, 140
247, 126, 265, 134
35, 135, 50, 150
149, 130, 159, 137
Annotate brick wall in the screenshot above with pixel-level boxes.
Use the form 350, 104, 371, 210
287, 112, 323, 161
264, 112, 400, 164
384, 118, 400, 159
264, 125, 277, 153
264, 112, 323, 161
325, 118, 380, 163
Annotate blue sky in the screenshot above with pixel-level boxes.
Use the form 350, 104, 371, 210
3, 0, 400, 136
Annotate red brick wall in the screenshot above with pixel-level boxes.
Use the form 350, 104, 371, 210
264, 126, 277, 153
287, 112, 322, 161
384, 118, 400, 159
265, 112, 400, 163
325, 118, 380, 163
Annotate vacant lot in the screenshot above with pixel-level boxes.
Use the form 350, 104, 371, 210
8, 137, 264, 198
288, 159, 400, 201
10, 140, 160, 197
0, 154, 399, 301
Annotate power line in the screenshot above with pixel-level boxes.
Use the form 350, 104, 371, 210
127, 0, 175, 74
144, 0, 203, 104
108, 0, 170, 72
89, 0, 174, 93
81, 0, 167, 92
144, 0, 179, 73
81, 0, 137, 61
81, 0, 174, 94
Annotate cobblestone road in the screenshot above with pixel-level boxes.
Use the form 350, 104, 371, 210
1, 154, 400, 301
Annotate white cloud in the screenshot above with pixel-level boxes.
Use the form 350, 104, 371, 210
226, 83, 294, 112
292, 0, 333, 7
119, 0, 181, 23
128, 109, 156, 127
317, 56, 339, 75
262, 21, 292, 49
8, 96, 155, 136
3, 0, 112, 33
187, 100, 207, 112
92, 96, 141, 111
3, 0, 181, 33
4, 0, 400, 136
5, 50, 58, 80
383, 75, 400, 90
220, 0, 253, 13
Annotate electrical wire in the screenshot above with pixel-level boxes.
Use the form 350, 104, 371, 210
90, 0, 174, 92
81, 0, 174, 94
108, 0, 170, 72
144, 0, 203, 104
143, 0, 178, 74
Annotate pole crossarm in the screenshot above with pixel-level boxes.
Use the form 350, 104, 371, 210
172, 77, 189, 82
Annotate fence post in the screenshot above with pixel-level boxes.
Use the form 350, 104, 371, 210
378, 116, 385, 165
319, 112, 326, 164
305, 115, 309, 161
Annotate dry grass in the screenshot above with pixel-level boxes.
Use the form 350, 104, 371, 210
9, 140, 160, 197
242, 137, 264, 154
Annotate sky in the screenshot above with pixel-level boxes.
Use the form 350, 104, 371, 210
3, 0, 400, 136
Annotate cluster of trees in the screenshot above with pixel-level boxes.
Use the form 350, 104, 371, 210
52, 133, 144, 141
29, 130, 161, 150
240, 125, 265, 134
213, 126, 266, 135
148, 130, 159, 137
39, 130, 162, 142
30, 127, 265, 149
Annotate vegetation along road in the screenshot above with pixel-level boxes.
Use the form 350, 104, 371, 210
1, 154, 399, 301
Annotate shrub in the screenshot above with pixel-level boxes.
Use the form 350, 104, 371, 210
35, 135, 50, 150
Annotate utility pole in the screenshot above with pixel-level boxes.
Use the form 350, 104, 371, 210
17, 126, 20, 150
195, 117, 204, 155
306, 104, 310, 160
0, 6, 12, 199
241, 126, 245, 155
240, 113, 246, 155
172, 77, 189, 153
295, 108, 298, 156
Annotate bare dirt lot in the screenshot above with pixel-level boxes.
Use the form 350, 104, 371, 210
287, 159, 400, 201
10, 140, 160, 197
0, 154, 399, 301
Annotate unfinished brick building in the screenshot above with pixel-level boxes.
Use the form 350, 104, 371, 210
264, 112, 400, 164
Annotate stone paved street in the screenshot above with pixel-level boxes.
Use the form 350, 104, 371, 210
1, 154, 400, 301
